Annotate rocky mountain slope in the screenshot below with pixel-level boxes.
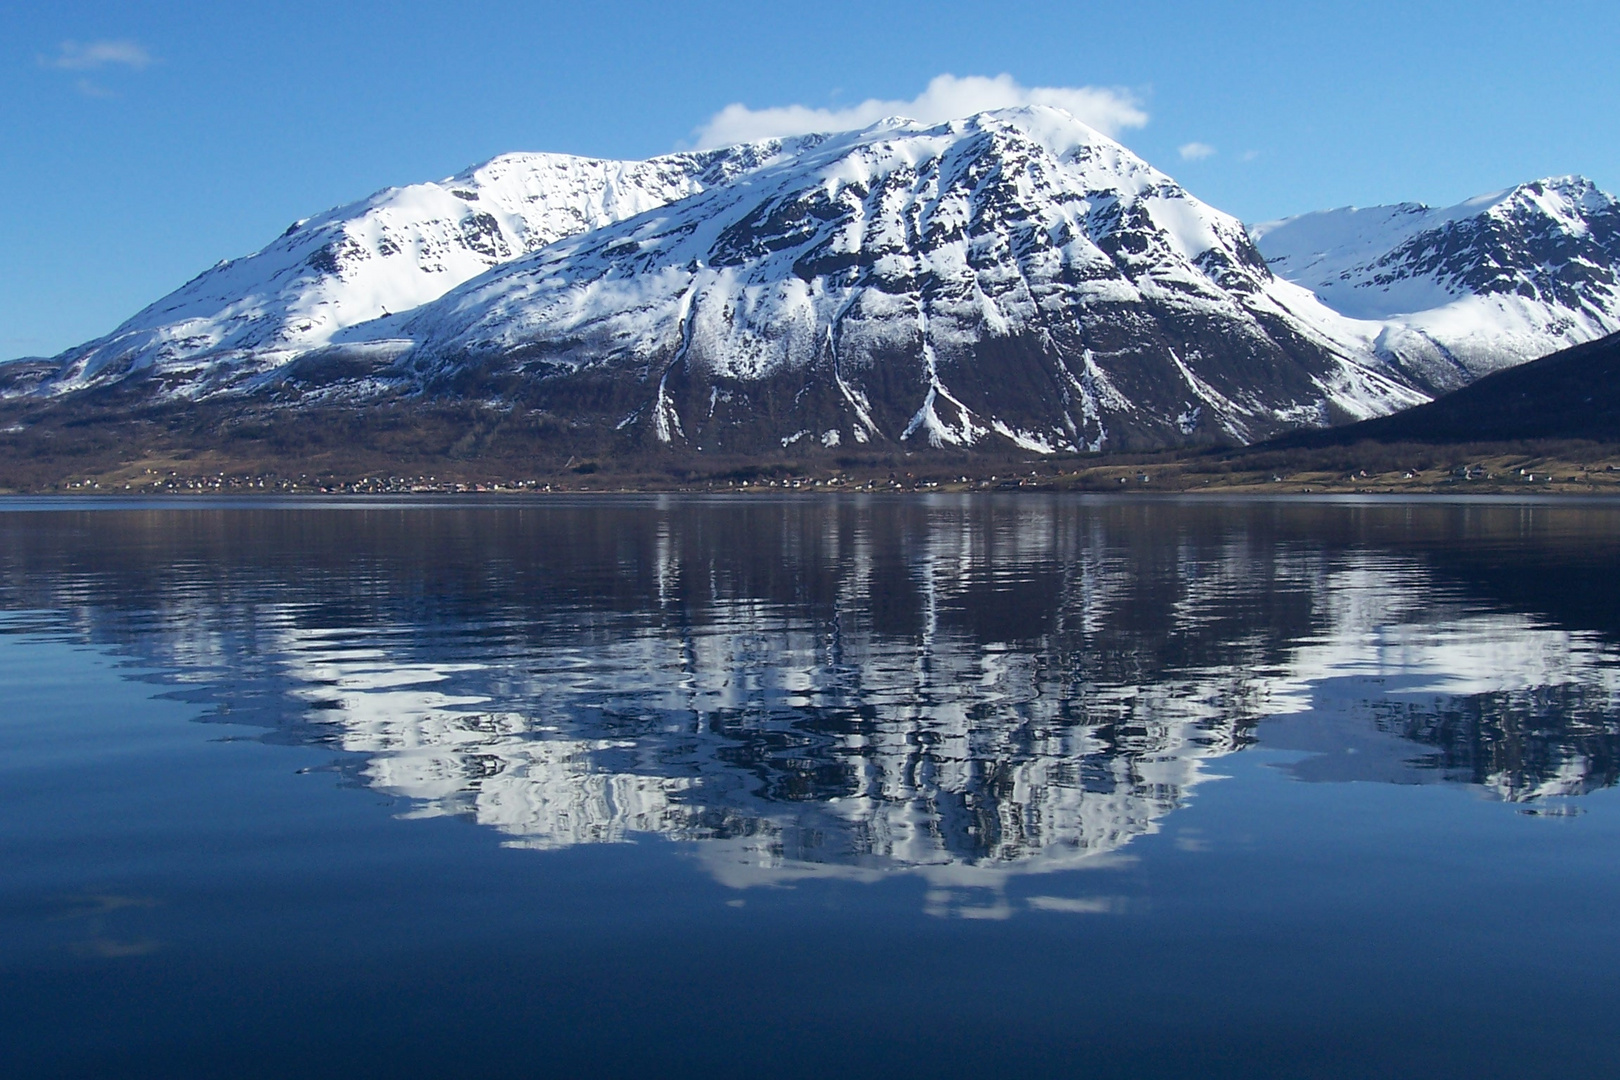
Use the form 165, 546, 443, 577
1252, 177, 1620, 391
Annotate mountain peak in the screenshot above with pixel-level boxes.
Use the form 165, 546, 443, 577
1487, 174, 1615, 227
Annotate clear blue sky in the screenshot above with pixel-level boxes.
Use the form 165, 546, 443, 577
4, 0, 1617, 358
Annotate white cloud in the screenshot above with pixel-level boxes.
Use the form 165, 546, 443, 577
74, 78, 117, 99
691, 73, 1148, 149
1178, 141, 1217, 161
42, 39, 154, 71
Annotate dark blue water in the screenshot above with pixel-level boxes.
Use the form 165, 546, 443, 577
3, 495, 1620, 1078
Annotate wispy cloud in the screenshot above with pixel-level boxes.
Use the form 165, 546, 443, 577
691, 73, 1149, 149
41, 39, 155, 72
1178, 141, 1217, 161
73, 78, 118, 99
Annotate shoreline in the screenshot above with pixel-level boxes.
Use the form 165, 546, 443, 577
7, 482, 1620, 500
6, 396, 1620, 497
7, 455, 1620, 497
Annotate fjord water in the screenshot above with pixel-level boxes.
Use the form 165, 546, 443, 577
4, 496, 1620, 1079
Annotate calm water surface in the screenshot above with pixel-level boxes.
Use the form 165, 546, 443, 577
3, 495, 1620, 1078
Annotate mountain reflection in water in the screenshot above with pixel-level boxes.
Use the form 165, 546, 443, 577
3, 496, 1618, 914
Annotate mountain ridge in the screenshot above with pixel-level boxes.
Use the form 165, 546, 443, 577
4, 109, 1619, 462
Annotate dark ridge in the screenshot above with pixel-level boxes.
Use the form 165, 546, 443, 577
1265, 331, 1620, 448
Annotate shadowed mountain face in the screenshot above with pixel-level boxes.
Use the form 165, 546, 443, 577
1275, 330, 1620, 446
3, 497, 1617, 908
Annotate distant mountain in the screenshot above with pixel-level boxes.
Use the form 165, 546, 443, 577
1252, 178, 1620, 392
1272, 330, 1620, 446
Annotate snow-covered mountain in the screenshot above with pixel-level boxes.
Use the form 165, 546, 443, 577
1252, 177, 1620, 391
36, 140, 812, 396
11, 109, 1619, 452
336, 107, 1421, 451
